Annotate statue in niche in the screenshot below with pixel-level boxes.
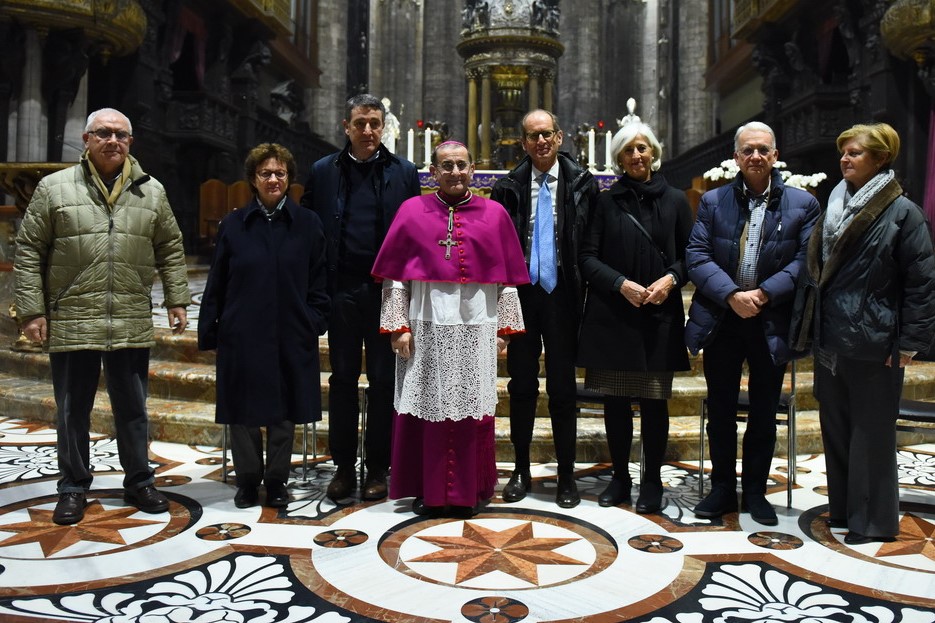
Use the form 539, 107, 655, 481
544, 0, 560, 32
833, 2, 860, 72
382, 97, 400, 154
462, 0, 476, 30
531, 0, 546, 28
205, 23, 233, 100
270, 80, 303, 125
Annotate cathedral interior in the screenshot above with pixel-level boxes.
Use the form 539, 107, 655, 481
0, 1, 934, 622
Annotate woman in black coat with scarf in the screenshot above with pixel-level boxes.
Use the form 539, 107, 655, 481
578, 116, 693, 513
199, 143, 329, 509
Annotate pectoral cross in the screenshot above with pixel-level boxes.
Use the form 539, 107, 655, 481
438, 206, 457, 260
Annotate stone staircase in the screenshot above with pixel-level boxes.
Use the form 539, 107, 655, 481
1, 271, 934, 465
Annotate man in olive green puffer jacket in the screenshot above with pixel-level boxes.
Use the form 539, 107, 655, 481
14, 108, 191, 526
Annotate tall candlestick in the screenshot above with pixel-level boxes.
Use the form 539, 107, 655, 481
424, 129, 432, 169
587, 128, 596, 170
605, 131, 613, 171
407, 129, 415, 162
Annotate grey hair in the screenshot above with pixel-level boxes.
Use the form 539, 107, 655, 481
85, 108, 133, 135
609, 122, 663, 176
345, 94, 385, 121
734, 121, 776, 152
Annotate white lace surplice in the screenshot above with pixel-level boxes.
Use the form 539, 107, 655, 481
380, 280, 523, 422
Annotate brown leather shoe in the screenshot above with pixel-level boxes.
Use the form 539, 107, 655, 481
53, 492, 87, 525
362, 470, 388, 501
124, 485, 169, 513
326, 465, 357, 501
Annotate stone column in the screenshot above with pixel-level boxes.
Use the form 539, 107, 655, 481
466, 69, 479, 158
16, 29, 45, 162
480, 68, 491, 166
528, 68, 540, 111
62, 73, 88, 163
543, 70, 554, 112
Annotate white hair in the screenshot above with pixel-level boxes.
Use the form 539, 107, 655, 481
85, 108, 133, 135
734, 121, 776, 152
609, 122, 663, 176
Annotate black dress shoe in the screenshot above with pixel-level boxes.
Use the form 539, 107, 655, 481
598, 478, 631, 507
412, 497, 428, 515
825, 517, 847, 529
52, 492, 87, 525
844, 531, 896, 545
501, 469, 532, 503
265, 480, 290, 508
635, 480, 664, 514
361, 470, 388, 501
124, 485, 169, 513
234, 486, 258, 508
556, 474, 580, 509
693, 486, 738, 518
326, 465, 357, 501
741, 493, 778, 526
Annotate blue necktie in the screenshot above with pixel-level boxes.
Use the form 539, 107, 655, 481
531, 173, 557, 293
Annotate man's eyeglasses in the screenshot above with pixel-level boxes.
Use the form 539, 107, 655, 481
525, 130, 557, 142
738, 145, 773, 158
90, 128, 132, 142
437, 160, 471, 173
257, 170, 288, 180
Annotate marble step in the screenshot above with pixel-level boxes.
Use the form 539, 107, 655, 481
0, 345, 829, 418
0, 371, 828, 464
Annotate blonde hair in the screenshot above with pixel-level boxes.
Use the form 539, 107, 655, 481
836, 122, 900, 167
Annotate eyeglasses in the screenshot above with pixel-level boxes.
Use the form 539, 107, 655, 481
90, 128, 132, 142
525, 130, 557, 142
437, 160, 471, 173
257, 170, 288, 180
738, 145, 773, 158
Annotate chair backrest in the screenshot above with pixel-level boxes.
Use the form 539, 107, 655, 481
198, 179, 229, 238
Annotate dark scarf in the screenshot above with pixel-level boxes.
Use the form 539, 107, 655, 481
616, 171, 669, 200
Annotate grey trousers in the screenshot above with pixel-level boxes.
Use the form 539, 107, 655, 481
50, 349, 154, 493
816, 355, 903, 538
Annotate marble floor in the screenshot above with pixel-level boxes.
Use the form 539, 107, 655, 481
0, 417, 933, 623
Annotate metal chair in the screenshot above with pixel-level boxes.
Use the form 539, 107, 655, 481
220, 422, 318, 484
698, 360, 797, 508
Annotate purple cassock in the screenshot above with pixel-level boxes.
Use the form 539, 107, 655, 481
372, 191, 529, 509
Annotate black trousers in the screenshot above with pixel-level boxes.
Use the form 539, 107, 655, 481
702, 313, 786, 494
229, 419, 296, 487
50, 349, 154, 493
816, 355, 902, 538
507, 281, 577, 474
327, 278, 394, 473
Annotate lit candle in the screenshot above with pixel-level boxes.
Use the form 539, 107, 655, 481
407, 129, 415, 162
605, 131, 613, 171
587, 128, 596, 170
424, 128, 432, 169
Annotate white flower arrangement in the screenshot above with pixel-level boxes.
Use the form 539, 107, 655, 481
703, 160, 827, 190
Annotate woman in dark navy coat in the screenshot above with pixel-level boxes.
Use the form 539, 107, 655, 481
199, 143, 329, 509
578, 114, 692, 514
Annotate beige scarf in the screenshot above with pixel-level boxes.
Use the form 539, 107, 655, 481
86, 153, 132, 207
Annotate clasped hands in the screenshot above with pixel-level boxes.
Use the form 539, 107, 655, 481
620, 275, 674, 307
726, 289, 768, 318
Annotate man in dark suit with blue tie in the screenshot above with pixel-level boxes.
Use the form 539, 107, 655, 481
491, 109, 599, 508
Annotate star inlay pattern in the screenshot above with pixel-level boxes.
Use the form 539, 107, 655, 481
406, 520, 586, 585
875, 514, 935, 561
0, 500, 162, 557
